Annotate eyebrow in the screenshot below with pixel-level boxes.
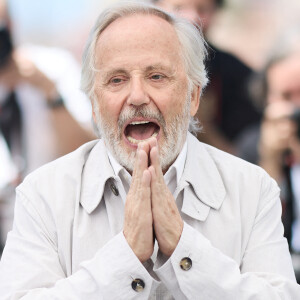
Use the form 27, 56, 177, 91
100, 68, 128, 81
145, 64, 177, 77
100, 64, 174, 80
144, 64, 170, 72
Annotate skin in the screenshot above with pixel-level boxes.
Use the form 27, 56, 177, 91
93, 14, 200, 261
259, 53, 300, 182
93, 14, 200, 166
0, 51, 58, 99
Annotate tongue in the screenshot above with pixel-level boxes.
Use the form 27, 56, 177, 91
126, 123, 157, 140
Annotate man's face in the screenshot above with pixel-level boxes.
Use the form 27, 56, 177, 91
267, 53, 300, 107
92, 14, 199, 172
157, 0, 217, 34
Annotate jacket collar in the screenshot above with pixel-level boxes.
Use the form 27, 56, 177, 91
80, 140, 116, 214
80, 134, 227, 218
179, 133, 226, 221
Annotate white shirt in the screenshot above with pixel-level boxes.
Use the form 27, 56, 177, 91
107, 142, 187, 203
0, 133, 299, 299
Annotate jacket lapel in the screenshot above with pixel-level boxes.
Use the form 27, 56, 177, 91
80, 140, 115, 214
179, 133, 226, 221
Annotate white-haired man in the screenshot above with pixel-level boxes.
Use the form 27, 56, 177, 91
0, 2, 299, 299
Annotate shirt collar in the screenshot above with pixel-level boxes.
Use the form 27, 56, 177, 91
164, 141, 187, 188
108, 142, 187, 184
107, 150, 130, 181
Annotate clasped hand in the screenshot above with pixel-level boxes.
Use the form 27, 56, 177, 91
123, 137, 183, 262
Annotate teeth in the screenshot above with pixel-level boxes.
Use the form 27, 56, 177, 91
127, 131, 158, 144
130, 121, 150, 125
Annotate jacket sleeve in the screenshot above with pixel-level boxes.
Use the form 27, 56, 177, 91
154, 177, 300, 299
0, 190, 158, 300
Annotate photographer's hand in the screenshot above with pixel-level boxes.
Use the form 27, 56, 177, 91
259, 101, 296, 182
14, 50, 58, 101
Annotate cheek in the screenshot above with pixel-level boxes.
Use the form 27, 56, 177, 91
94, 90, 122, 122
169, 85, 189, 113
157, 81, 188, 115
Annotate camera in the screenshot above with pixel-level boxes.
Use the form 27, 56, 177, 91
0, 25, 13, 69
290, 108, 300, 139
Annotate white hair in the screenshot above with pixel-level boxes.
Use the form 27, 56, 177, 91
80, 1, 208, 134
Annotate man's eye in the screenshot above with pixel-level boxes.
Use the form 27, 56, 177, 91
110, 77, 123, 84
150, 74, 164, 80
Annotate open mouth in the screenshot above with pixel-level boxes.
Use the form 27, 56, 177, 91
124, 119, 160, 145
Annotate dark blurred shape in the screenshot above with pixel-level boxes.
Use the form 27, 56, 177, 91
205, 43, 261, 142
0, 26, 13, 68
0, 92, 21, 150
290, 108, 300, 139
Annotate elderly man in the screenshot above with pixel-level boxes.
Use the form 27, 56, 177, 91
0, 2, 299, 299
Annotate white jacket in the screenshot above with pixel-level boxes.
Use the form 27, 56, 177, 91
0, 133, 299, 299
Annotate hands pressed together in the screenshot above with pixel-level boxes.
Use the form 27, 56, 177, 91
123, 137, 184, 262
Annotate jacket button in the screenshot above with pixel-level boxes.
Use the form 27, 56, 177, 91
110, 183, 119, 196
131, 278, 145, 292
180, 257, 192, 271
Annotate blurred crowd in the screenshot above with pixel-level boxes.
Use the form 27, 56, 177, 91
0, 0, 300, 281
0, 0, 95, 249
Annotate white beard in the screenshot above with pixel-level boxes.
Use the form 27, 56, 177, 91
93, 94, 191, 172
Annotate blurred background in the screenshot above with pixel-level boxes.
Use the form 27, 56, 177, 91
8, 0, 300, 69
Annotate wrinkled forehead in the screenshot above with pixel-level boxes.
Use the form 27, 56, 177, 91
95, 13, 184, 65
97, 12, 178, 42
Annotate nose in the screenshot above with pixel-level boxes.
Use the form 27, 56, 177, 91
127, 77, 150, 106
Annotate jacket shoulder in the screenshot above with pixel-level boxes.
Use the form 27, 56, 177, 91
201, 140, 279, 199
18, 140, 100, 198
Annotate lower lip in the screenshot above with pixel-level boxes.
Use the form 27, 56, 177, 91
123, 131, 161, 149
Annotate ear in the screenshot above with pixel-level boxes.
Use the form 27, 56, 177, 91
91, 98, 100, 126
190, 85, 201, 117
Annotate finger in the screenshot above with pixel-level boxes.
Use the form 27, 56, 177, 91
148, 165, 156, 182
131, 145, 142, 180
139, 141, 151, 156
140, 169, 152, 211
148, 164, 162, 209
150, 146, 163, 179
141, 169, 151, 197
131, 148, 148, 189
148, 136, 157, 150
142, 169, 151, 190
